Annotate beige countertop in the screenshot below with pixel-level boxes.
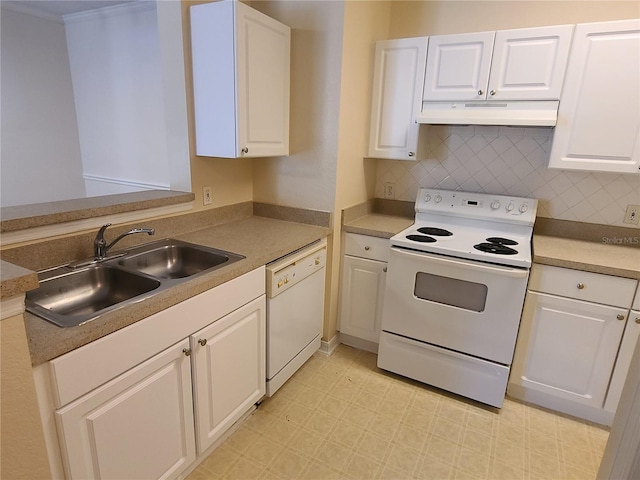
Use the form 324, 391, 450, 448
22, 216, 329, 366
0, 260, 39, 299
342, 206, 640, 279
533, 234, 640, 279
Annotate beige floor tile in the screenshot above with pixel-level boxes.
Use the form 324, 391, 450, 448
344, 452, 381, 479
314, 440, 352, 471
269, 447, 309, 478
288, 428, 325, 457
328, 419, 364, 448
417, 454, 454, 479
243, 436, 285, 467
186, 345, 610, 480
225, 457, 265, 480
356, 430, 392, 460
489, 458, 525, 480
424, 434, 459, 465
456, 446, 490, 479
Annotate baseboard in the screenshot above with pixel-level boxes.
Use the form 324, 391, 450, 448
338, 332, 379, 354
319, 334, 340, 356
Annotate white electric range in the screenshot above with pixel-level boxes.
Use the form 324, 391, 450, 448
378, 188, 538, 407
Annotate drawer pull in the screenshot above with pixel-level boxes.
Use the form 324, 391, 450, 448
198, 339, 207, 347
364, 246, 371, 251
577, 283, 585, 289
617, 314, 625, 321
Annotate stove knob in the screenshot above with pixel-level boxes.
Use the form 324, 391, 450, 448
434, 194, 442, 203
491, 200, 501, 210
424, 194, 432, 202
519, 203, 529, 213
506, 202, 515, 212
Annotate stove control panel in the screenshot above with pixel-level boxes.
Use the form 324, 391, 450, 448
416, 188, 537, 226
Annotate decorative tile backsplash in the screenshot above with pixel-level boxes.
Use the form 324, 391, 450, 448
376, 125, 640, 227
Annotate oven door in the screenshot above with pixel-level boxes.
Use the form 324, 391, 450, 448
381, 247, 529, 364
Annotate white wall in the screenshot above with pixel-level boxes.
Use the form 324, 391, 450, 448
64, 2, 172, 195
0, 7, 86, 206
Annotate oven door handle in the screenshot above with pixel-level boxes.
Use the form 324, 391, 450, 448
391, 247, 529, 279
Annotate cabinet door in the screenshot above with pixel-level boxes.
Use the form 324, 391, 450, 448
192, 296, 266, 454
368, 37, 428, 160
56, 340, 196, 480
422, 31, 495, 101
604, 309, 640, 413
488, 25, 574, 100
511, 292, 626, 408
338, 255, 386, 343
549, 19, 640, 173
236, 2, 290, 158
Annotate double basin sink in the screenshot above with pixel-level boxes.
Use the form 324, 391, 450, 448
26, 239, 244, 328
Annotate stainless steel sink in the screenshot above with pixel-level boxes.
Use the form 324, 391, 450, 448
118, 239, 243, 279
26, 238, 244, 328
26, 266, 161, 328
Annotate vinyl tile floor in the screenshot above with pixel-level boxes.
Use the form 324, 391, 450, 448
186, 344, 609, 480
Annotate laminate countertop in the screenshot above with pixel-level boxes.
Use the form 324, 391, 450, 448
342, 211, 640, 279
18, 216, 329, 366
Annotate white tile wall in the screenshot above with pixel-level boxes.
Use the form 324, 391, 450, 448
376, 125, 640, 227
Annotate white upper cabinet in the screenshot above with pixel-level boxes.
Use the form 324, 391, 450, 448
423, 25, 573, 102
191, 0, 290, 158
549, 19, 640, 174
368, 37, 429, 160
423, 31, 495, 101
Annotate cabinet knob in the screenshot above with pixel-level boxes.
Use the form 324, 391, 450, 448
408, 152, 415, 157
635, 317, 640, 324
198, 338, 207, 346
241, 147, 249, 154
477, 89, 484, 96
383, 267, 387, 273
617, 314, 625, 321
183, 348, 192, 356
577, 283, 585, 289
489, 89, 496, 96
364, 246, 371, 251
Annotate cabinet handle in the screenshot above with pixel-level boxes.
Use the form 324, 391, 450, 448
635, 317, 640, 324
617, 314, 625, 321
183, 348, 192, 356
241, 147, 249, 154
477, 89, 484, 96
408, 152, 415, 157
364, 246, 371, 251
198, 338, 207, 346
577, 283, 585, 289
383, 267, 387, 272
489, 89, 496, 96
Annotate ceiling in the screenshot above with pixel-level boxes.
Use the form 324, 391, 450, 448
2, 0, 137, 18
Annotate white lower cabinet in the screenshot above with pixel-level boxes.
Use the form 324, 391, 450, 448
338, 233, 389, 351
56, 340, 196, 480
35, 267, 266, 480
192, 297, 265, 454
509, 264, 638, 425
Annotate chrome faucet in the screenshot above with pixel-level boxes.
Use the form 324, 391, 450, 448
94, 223, 155, 260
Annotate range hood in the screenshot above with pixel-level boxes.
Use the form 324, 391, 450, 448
416, 100, 559, 127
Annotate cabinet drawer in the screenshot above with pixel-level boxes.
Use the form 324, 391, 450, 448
343, 233, 389, 262
529, 264, 637, 307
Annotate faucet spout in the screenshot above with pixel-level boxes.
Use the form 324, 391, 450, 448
94, 224, 155, 260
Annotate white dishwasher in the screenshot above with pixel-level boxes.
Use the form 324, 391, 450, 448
266, 239, 327, 396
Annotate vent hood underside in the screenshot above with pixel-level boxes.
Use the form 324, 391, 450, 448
416, 100, 559, 127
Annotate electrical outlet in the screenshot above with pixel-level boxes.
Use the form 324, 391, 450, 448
624, 204, 640, 225
384, 182, 395, 199
203, 186, 213, 206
